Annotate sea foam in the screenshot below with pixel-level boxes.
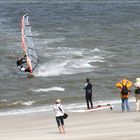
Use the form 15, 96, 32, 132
31, 87, 65, 92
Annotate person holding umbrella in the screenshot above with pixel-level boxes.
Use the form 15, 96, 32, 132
116, 79, 132, 112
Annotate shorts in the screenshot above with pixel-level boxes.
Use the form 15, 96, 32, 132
56, 116, 64, 127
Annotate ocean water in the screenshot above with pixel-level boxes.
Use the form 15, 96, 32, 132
0, 0, 140, 116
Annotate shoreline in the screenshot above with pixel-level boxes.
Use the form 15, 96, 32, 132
0, 97, 136, 117
0, 109, 140, 140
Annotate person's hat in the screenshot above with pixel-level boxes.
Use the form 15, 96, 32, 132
135, 78, 140, 88
55, 99, 61, 103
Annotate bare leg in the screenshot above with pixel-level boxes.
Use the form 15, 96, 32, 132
135, 94, 139, 111
58, 126, 62, 133
138, 95, 140, 111
61, 125, 65, 133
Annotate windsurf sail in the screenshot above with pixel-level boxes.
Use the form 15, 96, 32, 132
21, 14, 39, 73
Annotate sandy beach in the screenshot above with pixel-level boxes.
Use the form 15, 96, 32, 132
0, 109, 140, 140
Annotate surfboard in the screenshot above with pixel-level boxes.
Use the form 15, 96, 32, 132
70, 104, 113, 113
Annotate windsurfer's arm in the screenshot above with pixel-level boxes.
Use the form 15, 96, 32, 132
21, 55, 27, 64
23, 54, 26, 59
18, 58, 24, 63
21, 60, 27, 64
18, 58, 27, 64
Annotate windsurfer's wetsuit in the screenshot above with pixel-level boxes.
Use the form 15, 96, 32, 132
16, 57, 30, 72
84, 79, 93, 109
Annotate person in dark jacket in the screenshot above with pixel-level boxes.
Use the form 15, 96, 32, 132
84, 78, 93, 109
16, 55, 30, 72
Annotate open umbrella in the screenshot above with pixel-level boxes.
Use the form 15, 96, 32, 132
116, 79, 133, 89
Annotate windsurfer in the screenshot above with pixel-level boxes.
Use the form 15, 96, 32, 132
16, 55, 30, 72
84, 78, 93, 109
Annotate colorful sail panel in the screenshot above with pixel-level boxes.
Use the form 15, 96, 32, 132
21, 14, 39, 73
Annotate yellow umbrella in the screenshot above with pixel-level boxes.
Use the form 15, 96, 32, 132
116, 79, 133, 89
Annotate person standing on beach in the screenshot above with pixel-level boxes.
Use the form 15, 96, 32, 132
53, 99, 65, 134
84, 78, 93, 109
116, 79, 132, 112
134, 78, 140, 111
120, 84, 131, 112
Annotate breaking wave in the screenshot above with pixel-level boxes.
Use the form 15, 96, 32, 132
31, 87, 65, 92
36, 47, 106, 77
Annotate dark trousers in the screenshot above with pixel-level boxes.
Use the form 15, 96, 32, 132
85, 93, 93, 109
56, 116, 64, 127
